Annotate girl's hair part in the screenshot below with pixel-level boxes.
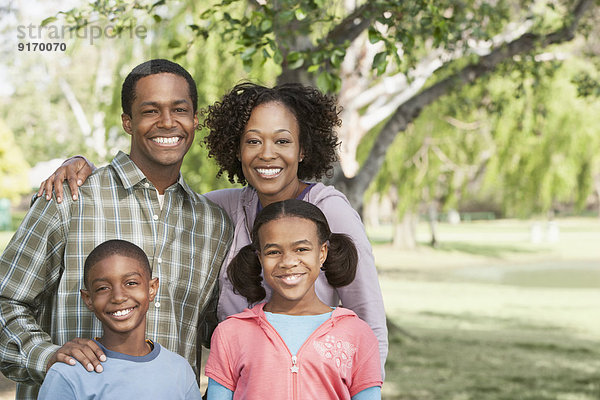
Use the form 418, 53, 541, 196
227, 244, 266, 304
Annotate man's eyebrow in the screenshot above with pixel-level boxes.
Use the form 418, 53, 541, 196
139, 99, 191, 107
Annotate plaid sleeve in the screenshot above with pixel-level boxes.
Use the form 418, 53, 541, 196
0, 197, 67, 384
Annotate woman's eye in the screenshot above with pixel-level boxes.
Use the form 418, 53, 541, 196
276, 139, 291, 144
247, 139, 261, 145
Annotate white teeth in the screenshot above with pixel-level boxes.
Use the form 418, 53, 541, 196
152, 137, 180, 144
112, 308, 133, 317
256, 168, 281, 176
283, 274, 302, 282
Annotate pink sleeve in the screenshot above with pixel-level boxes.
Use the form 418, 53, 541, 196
204, 325, 238, 391
349, 324, 383, 396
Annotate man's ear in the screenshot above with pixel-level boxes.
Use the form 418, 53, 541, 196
80, 289, 94, 312
148, 277, 159, 301
122, 113, 133, 136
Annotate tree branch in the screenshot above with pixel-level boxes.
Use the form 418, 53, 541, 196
339, 0, 596, 209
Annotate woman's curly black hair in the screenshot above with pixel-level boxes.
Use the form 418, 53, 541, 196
200, 82, 342, 185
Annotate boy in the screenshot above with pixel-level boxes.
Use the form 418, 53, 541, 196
38, 240, 202, 399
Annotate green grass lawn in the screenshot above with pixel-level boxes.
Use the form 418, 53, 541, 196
376, 217, 600, 399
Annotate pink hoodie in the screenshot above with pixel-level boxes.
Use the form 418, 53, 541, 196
205, 303, 382, 400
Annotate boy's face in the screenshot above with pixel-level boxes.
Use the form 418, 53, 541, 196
81, 254, 158, 339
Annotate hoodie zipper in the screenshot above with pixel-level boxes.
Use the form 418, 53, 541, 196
258, 309, 347, 400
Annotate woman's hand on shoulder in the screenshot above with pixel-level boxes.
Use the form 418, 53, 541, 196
36, 156, 96, 203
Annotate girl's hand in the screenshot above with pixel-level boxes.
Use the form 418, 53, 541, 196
36, 156, 95, 203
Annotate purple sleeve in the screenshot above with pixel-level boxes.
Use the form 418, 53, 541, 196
317, 196, 388, 376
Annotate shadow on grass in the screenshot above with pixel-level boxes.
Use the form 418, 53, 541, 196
432, 241, 541, 258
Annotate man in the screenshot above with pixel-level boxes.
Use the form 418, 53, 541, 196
0, 59, 233, 399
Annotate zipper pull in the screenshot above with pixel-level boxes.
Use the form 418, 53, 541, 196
290, 355, 299, 373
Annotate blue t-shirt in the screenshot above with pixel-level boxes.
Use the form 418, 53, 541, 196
207, 311, 381, 399
38, 340, 201, 399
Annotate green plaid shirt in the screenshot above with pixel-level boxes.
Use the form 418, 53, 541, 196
0, 151, 233, 399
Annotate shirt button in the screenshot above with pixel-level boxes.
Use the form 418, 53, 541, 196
154, 302, 161, 308
144, 182, 150, 188
157, 257, 162, 264
153, 214, 158, 220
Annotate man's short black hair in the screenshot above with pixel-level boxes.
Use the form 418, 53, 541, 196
121, 59, 198, 116
83, 239, 151, 288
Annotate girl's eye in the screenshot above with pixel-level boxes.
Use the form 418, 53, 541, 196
265, 250, 280, 256
297, 247, 309, 252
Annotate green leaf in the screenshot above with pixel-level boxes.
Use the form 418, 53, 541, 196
286, 52, 304, 69
273, 49, 283, 64
241, 46, 257, 60
373, 51, 388, 75
260, 19, 272, 32
168, 39, 181, 48
307, 64, 320, 73
295, 8, 307, 21
41, 16, 58, 26
316, 71, 331, 93
279, 10, 295, 24
368, 27, 381, 44
153, 14, 162, 22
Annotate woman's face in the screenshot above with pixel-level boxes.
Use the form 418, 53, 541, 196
239, 102, 304, 206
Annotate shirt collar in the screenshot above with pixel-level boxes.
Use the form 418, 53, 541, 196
110, 151, 196, 198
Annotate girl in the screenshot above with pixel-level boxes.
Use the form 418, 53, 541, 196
205, 199, 382, 399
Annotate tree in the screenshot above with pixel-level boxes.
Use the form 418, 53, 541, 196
54, 0, 599, 212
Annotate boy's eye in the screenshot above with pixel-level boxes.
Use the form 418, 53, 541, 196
126, 281, 139, 286
95, 286, 109, 292
175, 107, 187, 113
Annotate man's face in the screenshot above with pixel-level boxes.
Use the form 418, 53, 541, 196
122, 73, 197, 177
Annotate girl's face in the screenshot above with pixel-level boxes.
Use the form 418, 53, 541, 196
239, 102, 305, 207
258, 216, 328, 313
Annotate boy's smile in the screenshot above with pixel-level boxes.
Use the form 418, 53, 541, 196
81, 254, 158, 354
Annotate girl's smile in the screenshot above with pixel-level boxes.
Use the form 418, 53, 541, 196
258, 216, 329, 315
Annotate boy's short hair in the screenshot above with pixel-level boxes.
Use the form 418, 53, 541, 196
83, 240, 152, 288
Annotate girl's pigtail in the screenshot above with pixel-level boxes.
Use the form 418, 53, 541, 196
227, 244, 266, 304
322, 233, 357, 287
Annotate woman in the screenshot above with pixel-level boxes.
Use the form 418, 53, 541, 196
37, 82, 388, 374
